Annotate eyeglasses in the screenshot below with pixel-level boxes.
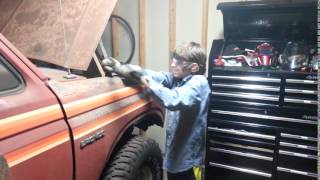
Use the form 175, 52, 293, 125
172, 58, 192, 67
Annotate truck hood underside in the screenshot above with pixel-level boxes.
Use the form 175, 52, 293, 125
0, 0, 117, 70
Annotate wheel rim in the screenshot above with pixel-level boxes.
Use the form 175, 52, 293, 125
136, 165, 153, 180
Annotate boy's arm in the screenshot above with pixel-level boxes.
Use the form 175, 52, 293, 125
143, 69, 172, 87
141, 76, 204, 111
102, 57, 172, 87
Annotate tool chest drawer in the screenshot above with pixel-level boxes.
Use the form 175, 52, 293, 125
207, 163, 272, 180
276, 167, 317, 180
206, 71, 318, 180
277, 150, 317, 172
209, 108, 317, 135
207, 120, 276, 179
207, 147, 273, 173
277, 132, 317, 173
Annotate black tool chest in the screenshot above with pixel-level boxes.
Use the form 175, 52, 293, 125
205, 1, 317, 180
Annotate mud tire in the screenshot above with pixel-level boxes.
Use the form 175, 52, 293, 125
102, 136, 163, 180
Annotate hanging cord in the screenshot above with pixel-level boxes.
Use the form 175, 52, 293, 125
110, 15, 135, 64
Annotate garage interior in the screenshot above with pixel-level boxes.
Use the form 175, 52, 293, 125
0, 0, 318, 180
108, 1, 318, 179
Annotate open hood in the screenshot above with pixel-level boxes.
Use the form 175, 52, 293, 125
0, 0, 117, 70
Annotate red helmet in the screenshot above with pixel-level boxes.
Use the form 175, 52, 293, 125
255, 43, 274, 66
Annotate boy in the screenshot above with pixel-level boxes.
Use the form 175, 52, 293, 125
103, 42, 210, 180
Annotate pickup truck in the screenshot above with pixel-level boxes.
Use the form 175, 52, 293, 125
0, 1, 164, 180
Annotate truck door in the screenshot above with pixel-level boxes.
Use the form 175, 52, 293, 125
0, 35, 73, 180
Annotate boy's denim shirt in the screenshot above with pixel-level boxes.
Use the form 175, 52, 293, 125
144, 69, 210, 173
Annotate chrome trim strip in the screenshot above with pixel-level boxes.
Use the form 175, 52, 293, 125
212, 92, 279, 101
281, 133, 317, 142
213, 83, 280, 92
285, 88, 317, 95
284, 98, 317, 105
280, 142, 317, 151
212, 75, 280, 83
279, 150, 317, 160
286, 79, 317, 84
209, 162, 272, 178
210, 140, 274, 153
208, 127, 275, 140
210, 147, 273, 161
277, 167, 317, 178
211, 110, 317, 125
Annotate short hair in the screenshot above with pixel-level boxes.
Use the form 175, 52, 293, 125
172, 42, 206, 74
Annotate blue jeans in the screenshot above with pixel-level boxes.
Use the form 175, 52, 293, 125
167, 168, 196, 180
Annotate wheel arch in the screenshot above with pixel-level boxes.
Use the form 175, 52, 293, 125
133, 108, 164, 131
100, 108, 164, 179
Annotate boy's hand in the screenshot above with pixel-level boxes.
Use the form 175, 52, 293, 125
140, 76, 150, 88
102, 57, 121, 70
102, 57, 144, 83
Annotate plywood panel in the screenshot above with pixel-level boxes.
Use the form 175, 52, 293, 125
201, 0, 209, 51
139, 0, 145, 67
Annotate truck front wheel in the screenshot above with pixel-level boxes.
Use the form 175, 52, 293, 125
102, 136, 163, 180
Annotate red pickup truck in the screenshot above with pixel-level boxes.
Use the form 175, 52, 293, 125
0, 1, 164, 180
0, 33, 164, 180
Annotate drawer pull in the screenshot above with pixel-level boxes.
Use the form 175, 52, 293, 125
213, 83, 280, 92
208, 127, 275, 140
212, 92, 279, 101
210, 140, 274, 153
284, 98, 317, 105
285, 88, 317, 94
280, 133, 317, 142
212, 75, 280, 83
209, 162, 272, 178
211, 110, 317, 125
280, 142, 317, 151
286, 79, 317, 84
277, 167, 317, 177
279, 150, 317, 160
210, 147, 273, 161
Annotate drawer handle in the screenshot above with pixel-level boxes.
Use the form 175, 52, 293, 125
280, 133, 317, 142
285, 88, 317, 94
213, 83, 280, 92
210, 140, 274, 153
284, 98, 317, 105
277, 167, 317, 177
210, 147, 273, 161
211, 110, 317, 125
286, 79, 317, 84
280, 142, 317, 151
212, 92, 279, 101
279, 150, 317, 160
212, 75, 280, 83
209, 162, 272, 178
208, 127, 275, 140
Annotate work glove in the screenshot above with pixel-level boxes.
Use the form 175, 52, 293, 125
102, 57, 143, 83
102, 57, 121, 71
